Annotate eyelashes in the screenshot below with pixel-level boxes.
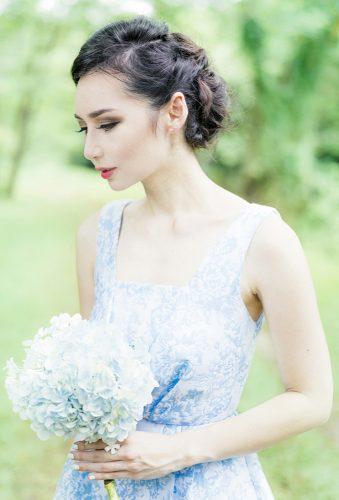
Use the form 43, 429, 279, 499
75, 122, 119, 134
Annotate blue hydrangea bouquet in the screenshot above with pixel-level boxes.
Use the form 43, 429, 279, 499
3, 312, 159, 500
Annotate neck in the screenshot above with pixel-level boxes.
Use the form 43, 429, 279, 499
141, 148, 225, 218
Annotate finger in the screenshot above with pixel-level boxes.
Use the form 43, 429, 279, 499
104, 443, 121, 452
75, 440, 107, 451
75, 461, 129, 473
88, 471, 133, 480
73, 448, 125, 462
72, 451, 118, 463
77, 439, 123, 451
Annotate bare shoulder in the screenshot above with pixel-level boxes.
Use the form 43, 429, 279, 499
245, 208, 307, 295
75, 208, 102, 319
76, 209, 102, 266
77, 209, 101, 238
253, 209, 303, 260
253, 208, 300, 251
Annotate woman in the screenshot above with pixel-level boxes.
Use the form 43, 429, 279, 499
54, 15, 333, 499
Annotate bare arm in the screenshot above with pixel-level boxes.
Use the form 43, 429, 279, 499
75, 210, 100, 320
180, 213, 334, 465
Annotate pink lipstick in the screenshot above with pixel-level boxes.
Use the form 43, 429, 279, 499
100, 168, 117, 179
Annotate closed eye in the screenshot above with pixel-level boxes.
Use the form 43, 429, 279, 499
75, 122, 119, 133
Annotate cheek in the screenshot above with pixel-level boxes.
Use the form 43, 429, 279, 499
112, 126, 149, 160
117, 126, 161, 163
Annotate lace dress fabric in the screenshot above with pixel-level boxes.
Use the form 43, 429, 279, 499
53, 198, 280, 499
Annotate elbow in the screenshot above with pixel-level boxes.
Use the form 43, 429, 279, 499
306, 395, 333, 426
311, 411, 331, 426
314, 388, 334, 425
287, 389, 333, 427
316, 406, 333, 425
303, 405, 332, 429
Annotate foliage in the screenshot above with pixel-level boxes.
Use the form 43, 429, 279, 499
0, 1, 338, 497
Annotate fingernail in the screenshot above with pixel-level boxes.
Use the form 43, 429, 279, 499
88, 474, 95, 480
71, 444, 78, 450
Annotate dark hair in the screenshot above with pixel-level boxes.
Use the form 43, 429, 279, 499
71, 15, 234, 150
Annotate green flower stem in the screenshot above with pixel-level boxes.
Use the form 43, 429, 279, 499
104, 479, 120, 500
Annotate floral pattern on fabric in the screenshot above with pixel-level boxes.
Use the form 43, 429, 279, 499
54, 198, 280, 499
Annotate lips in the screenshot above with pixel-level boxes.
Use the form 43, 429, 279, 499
100, 168, 117, 179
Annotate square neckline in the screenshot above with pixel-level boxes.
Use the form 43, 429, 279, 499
112, 199, 254, 290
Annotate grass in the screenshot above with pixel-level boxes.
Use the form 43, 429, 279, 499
1, 161, 337, 499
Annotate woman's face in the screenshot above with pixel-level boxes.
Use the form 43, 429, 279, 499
74, 71, 172, 190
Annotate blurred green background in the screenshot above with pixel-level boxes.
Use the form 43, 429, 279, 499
1, 1, 338, 498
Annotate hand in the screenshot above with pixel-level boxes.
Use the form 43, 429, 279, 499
70, 431, 191, 481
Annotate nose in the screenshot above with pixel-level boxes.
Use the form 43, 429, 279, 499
83, 135, 103, 162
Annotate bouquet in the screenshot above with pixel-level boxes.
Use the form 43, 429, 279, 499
3, 312, 159, 499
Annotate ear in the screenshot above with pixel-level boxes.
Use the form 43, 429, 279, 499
167, 91, 188, 131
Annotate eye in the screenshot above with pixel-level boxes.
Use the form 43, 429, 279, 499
75, 126, 87, 133
75, 122, 119, 133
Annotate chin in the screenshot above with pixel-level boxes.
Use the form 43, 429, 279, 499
107, 180, 131, 191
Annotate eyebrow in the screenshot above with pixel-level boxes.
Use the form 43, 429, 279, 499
74, 108, 118, 120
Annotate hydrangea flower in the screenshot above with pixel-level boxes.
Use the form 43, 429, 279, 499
3, 312, 159, 499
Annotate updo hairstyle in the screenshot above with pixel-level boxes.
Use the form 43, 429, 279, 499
71, 15, 234, 150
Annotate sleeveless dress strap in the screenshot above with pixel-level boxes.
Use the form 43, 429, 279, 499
231, 203, 282, 332
89, 199, 132, 322
236, 203, 282, 269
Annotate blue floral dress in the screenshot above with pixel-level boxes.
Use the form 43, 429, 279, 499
54, 198, 279, 499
